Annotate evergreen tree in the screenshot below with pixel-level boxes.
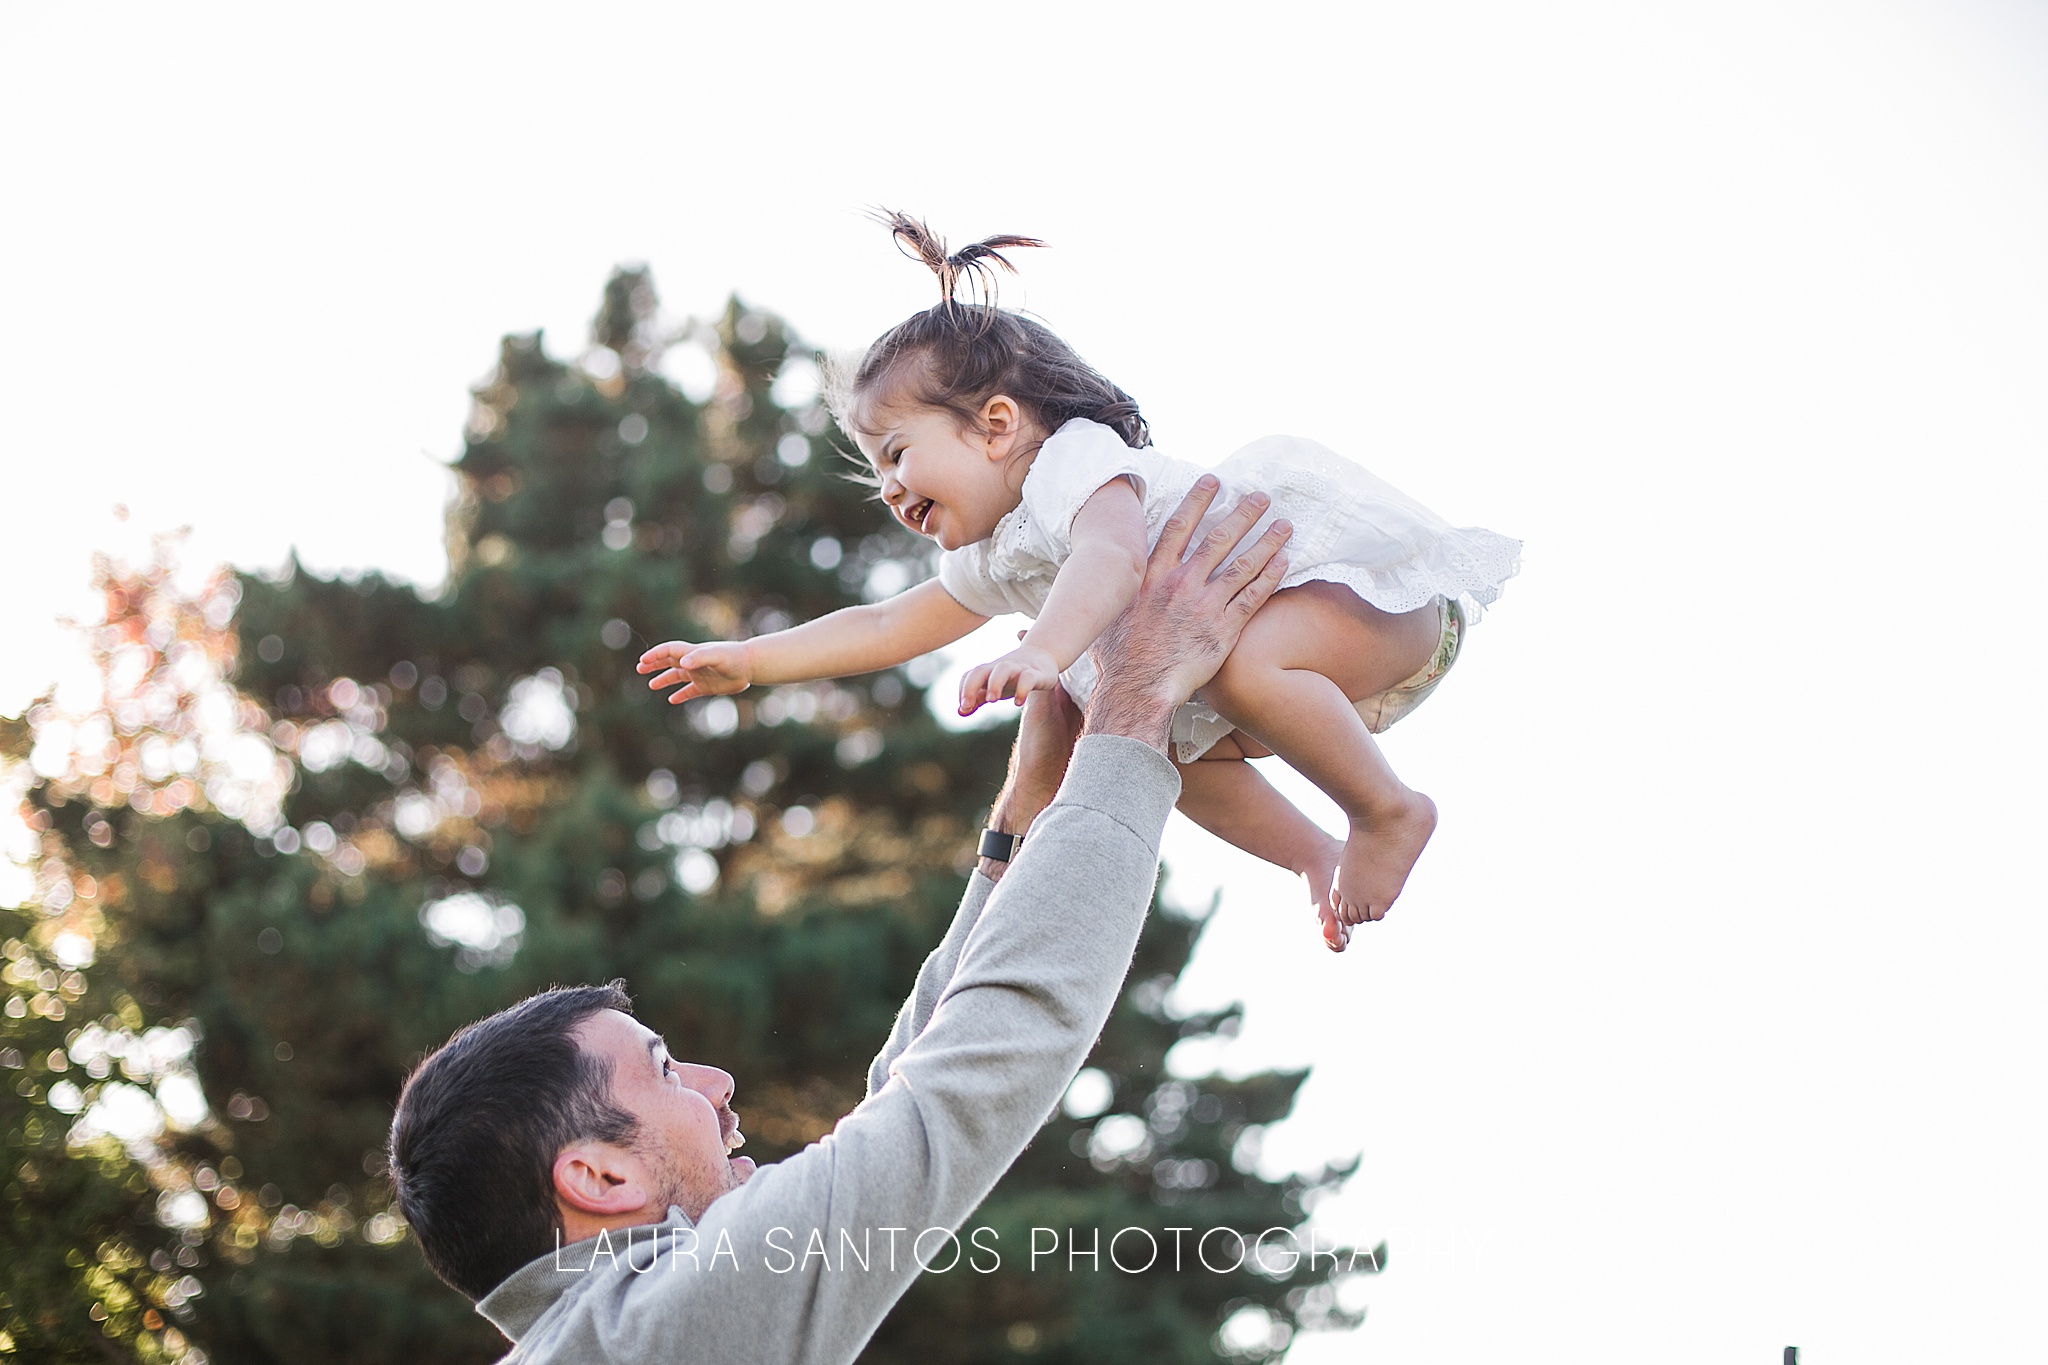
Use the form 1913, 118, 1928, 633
4, 269, 1377, 1363
3, 552, 268, 1365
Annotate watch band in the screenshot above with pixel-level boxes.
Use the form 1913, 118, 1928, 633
978, 828, 1024, 863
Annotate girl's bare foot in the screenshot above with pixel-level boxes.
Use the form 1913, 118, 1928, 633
1297, 836, 1349, 952
1332, 790, 1437, 926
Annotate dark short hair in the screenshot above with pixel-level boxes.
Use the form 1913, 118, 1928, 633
389, 982, 637, 1300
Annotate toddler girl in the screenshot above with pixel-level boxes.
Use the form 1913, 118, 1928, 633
640, 214, 1519, 951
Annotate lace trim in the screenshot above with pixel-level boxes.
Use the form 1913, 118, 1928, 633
1279, 532, 1522, 621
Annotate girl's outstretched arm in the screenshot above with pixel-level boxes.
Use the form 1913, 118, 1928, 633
640, 578, 987, 703
958, 478, 1148, 714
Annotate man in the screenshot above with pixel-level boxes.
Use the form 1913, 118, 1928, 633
387, 480, 1292, 1362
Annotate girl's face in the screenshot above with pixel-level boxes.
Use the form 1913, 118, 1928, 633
854, 395, 1036, 551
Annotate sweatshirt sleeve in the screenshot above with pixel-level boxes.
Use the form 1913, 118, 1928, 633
865, 872, 996, 1100
532, 736, 1180, 1365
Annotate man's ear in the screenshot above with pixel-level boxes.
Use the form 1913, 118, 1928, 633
551, 1142, 651, 1218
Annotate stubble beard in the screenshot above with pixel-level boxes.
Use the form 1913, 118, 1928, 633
635, 1129, 743, 1223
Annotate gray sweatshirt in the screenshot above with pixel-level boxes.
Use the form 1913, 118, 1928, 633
476, 735, 1179, 1363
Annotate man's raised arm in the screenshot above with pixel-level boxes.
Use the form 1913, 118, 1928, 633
865, 683, 1085, 1099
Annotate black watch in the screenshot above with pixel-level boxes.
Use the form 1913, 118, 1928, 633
978, 828, 1024, 863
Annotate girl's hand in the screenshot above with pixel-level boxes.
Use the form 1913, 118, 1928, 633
959, 643, 1061, 715
637, 640, 754, 704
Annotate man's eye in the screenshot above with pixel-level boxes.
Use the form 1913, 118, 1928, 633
662, 1058, 673, 1078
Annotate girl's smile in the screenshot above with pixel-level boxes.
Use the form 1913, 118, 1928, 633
898, 493, 936, 537
854, 397, 1038, 552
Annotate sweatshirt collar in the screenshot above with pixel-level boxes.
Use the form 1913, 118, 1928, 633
476, 1207, 695, 1342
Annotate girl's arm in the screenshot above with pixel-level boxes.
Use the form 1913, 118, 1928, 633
957, 478, 1148, 714
639, 578, 987, 703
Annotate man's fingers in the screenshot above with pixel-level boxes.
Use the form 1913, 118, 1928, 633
1150, 475, 1221, 566
1232, 549, 1290, 619
1186, 488, 1273, 576
1218, 519, 1293, 592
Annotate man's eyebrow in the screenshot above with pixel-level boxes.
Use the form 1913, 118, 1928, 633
645, 1037, 666, 1073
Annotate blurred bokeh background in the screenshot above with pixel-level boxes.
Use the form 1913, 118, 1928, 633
3, 2, 2045, 1362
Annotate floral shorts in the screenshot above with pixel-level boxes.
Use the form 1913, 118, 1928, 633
1353, 593, 1464, 736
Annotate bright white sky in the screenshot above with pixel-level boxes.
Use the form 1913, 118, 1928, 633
5, 1, 2047, 1360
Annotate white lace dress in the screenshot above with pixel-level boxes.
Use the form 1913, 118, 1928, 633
936, 418, 1522, 759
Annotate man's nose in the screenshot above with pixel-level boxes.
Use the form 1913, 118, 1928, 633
678, 1063, 734, 1107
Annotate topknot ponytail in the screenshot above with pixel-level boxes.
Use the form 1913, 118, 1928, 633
875, 209, 1045, 317
831, 209, 1150, 451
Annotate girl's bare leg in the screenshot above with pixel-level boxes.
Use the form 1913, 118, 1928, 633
1200, 583, 1442, 929
1174, 739, 1351, 951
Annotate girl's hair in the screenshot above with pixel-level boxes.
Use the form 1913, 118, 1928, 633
826, 211, 1150, 451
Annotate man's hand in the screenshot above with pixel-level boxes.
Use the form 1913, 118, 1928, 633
637, 640, 754, 704
958, 643, 1061, 716
979, 682, 1085, 881
1085, 478, 1291, 753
